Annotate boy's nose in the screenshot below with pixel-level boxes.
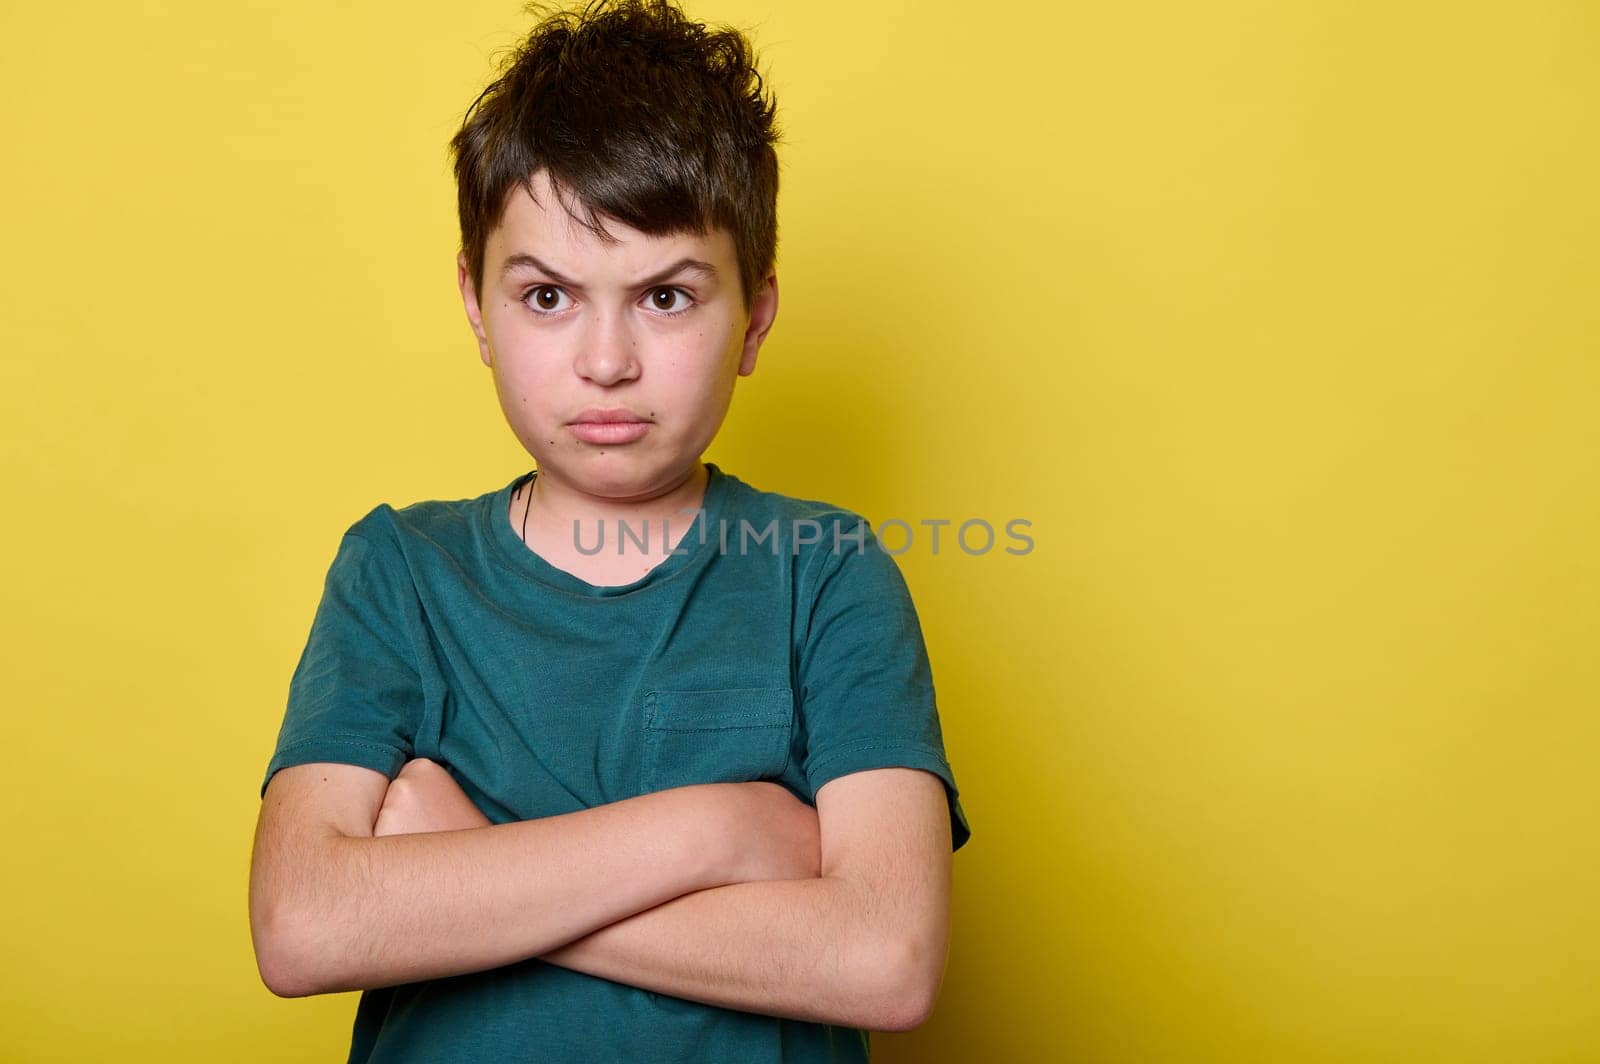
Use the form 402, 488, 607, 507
574, 315, 641, 385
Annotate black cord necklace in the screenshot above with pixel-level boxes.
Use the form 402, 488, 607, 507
521, 468, 536, 543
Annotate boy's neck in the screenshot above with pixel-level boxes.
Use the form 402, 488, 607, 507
513, 461, 712, 563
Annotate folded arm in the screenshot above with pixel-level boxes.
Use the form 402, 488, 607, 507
365, 758, 954, 1031
246, 761, 815, 997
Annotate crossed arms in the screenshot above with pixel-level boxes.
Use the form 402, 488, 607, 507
247, 757, 953, 1032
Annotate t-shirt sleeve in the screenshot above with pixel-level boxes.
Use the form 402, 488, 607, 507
797, 515, 972, 852
260, 512, 425, 798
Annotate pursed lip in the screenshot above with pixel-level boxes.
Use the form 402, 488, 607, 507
569, 407, 651, 424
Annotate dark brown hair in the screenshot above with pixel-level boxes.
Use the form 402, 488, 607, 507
448, 0, 781, 313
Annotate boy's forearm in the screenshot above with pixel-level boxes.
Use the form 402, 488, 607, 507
262, 786, 729, 996
538, 874, 916, 1032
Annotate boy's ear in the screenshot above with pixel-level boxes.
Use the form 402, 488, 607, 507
457, 251, 493, 367
738, 272, 779, 376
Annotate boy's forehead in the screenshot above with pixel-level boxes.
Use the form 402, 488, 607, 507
488, 175, 734, 279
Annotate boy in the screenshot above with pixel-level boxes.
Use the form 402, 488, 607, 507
247, 1, 971, 1060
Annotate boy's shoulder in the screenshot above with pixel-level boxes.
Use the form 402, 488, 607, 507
711, 467, 890, 575
716, 465, 867, 523
336, 481, 495, 549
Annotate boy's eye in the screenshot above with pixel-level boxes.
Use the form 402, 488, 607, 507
648, 287, 694, 314
525, 285, 571, 314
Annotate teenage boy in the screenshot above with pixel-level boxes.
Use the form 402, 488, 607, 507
249, 2, 971, 1061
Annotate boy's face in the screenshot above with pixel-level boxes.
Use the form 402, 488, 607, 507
458, 169, 778, 503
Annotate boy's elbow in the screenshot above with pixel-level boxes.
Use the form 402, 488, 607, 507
258, 954, 319, 999
250, 816, 367, 998
880, 967, 940, 1033
862, 934, 942, 1033
252, 903, 328, 998
250, 885, 345, 998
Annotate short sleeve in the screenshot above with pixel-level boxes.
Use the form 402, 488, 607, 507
260, 516, 426, 798
797, 516, 972, 852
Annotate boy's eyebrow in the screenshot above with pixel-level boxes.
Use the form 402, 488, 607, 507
500, 253, 718, 288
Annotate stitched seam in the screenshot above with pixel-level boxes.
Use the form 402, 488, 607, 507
807, 739, 949, 773
645, 723, 790, 734
273, 736, 407, 757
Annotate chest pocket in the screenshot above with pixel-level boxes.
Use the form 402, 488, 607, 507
641, 687, 795, 793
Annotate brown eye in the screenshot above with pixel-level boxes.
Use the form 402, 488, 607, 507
526, 285, 570, 314
649, 287, 692, 314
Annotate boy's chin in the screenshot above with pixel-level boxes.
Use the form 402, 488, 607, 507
531, 454, 702, 497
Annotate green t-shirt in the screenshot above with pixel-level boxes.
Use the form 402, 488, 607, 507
261, 461, 972, 1063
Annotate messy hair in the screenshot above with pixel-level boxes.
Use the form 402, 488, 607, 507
448, 0, 782, 313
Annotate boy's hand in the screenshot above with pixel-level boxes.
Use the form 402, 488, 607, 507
374, 758, 493, 836
716, 781, 822, 883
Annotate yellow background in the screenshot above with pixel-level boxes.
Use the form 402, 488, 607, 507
3, 1, 1596, 1060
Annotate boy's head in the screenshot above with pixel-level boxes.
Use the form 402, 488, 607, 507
448, 0, 781, 317
446, 0, 783, 502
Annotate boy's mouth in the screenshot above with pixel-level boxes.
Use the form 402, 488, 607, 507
570, 407, 651, 424
568, 416, 652, 445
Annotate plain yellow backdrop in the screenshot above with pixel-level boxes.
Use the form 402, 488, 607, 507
2, 0, 1597, 1060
